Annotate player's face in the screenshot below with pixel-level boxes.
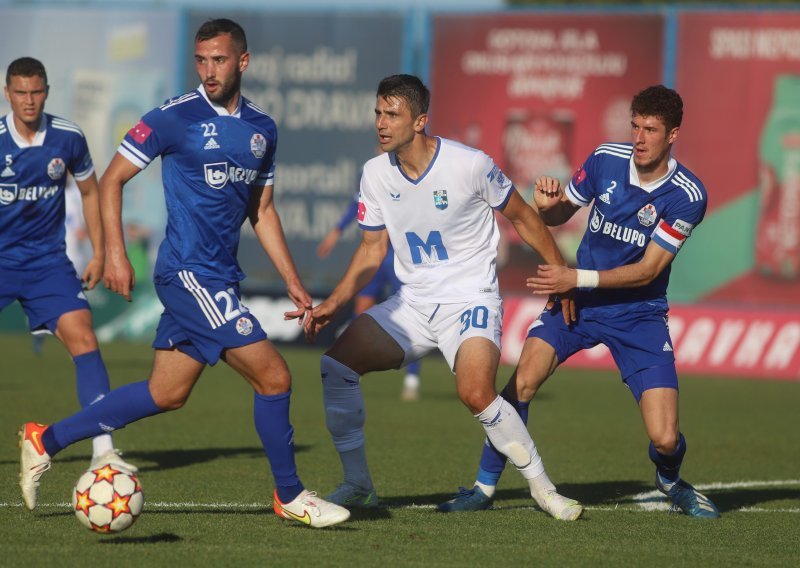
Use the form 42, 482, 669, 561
195, 33, 249, 111
631, 114, 678, 176
4, 75, 48, 130
374, 95, 425, 154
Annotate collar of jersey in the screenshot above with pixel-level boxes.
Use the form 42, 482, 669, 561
5, 112, 47, 148
628, 154, 677, 193
197, 85, 242, 118
390, 136, 441, 185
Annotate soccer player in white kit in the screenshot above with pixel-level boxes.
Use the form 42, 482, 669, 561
305, 74, 583, 520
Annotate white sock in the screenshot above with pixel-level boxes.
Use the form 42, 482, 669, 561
475, 481, 496, 498
403, 373, 420, 390
475, 395, 545, 480
92, 434, 114, 457
527, 470, 557, 498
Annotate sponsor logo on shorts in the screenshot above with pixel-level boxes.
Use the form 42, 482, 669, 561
236, 317, 254, 336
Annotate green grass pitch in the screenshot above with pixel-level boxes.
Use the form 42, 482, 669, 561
1, 333, 798, 566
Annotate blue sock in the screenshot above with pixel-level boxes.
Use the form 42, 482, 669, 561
649, 432, 686, 483
43, 380, 161, 457
321, 355, 373, 490
254, 391, 304, 503
73, 350, 111, 408
476, 386, 530, 486
406, 359, 421, 376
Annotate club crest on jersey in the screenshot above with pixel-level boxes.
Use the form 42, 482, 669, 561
236, 316, 253, 336
637, 203, 658, 227
0, 183, 17, 205
250, 133, 266, 158
204, 162, 229, 189
433, 190, 448, 210
589, 207, 605, 233
47, 158, 66, 180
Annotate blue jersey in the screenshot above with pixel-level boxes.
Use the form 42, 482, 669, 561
0, 113, 94, 270
118, 87, 277, 284
565, 142, 707, 312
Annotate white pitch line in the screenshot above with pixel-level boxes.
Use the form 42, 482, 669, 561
3, 480, 798, 513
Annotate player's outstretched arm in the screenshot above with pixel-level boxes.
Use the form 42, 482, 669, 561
501, 190, 576, 322
528, 241, 676, 294
249, 184, 312, 322
75, 172, 104, 290
304, 229, 388, 342
100, 153, 141, 301
532, 176, 580, 226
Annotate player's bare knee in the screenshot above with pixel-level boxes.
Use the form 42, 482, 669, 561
651, 433, 680, 455
459, 389, 495, 415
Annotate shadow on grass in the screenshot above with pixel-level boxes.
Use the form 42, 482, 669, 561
99, 532, 182, 544
384, 480, 653, 510
0, 445, 312, 471
709, 487, 800, 513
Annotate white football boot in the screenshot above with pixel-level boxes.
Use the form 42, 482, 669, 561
273, 489, 351, 528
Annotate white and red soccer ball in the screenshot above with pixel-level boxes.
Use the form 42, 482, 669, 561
72, 464, 143, 533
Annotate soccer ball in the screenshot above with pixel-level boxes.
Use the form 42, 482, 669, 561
72, 464, 144, 533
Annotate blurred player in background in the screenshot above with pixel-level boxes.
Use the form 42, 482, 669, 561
444, 85, 720, 518
317, 191, 422, 401
18, 19, 349, 528
1, 57, 136, 472
305, 74, 582, 520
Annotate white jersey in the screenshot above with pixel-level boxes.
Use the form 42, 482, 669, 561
358, 137, 514, 303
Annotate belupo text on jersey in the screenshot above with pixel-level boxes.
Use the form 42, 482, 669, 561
203, 162, 259, 189
590, 207, 648, 247
0, 183, 59, 205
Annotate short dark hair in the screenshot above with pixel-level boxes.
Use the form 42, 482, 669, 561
631, 85, 683, 132
195, 18, 247, 54
6, 57, 47, 86
377, 74, 430, 118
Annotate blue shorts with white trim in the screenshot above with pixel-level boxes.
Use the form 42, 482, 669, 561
153, 271, 266, 365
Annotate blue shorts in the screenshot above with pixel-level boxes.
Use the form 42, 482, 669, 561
527, 302, 678, 402
0, 256, 89, 333
153, 271, 267, 365
358, 249, 401, 301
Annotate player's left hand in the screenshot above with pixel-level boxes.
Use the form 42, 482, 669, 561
82, 256, 104, 291
527, 264, 577, 295
285, 281, 313, 324
544, 291, 577, 324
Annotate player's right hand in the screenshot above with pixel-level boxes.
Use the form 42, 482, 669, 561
103, 251, 135, 302
533, 176, 563, 212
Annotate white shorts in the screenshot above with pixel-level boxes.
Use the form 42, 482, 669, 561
365, 292, 503, 372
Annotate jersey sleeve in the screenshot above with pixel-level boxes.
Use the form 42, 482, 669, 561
68, 130, 94, 182
117, 107, 178, 170
565, 147, 607, 208
651, 177, 707, 254
254, 123, 277, 188
357, 167, 384, 231
474, 151, 515, 210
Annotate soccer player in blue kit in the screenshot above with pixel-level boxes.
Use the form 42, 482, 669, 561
440, 85, 720, 518
317, 193, 423, 400
18, 19, 350, 528
1, 57, 136, 475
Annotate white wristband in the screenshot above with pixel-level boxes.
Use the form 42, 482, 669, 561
576, 269, 599, 289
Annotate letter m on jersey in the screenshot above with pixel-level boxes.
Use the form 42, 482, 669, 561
405, 231, 449, 264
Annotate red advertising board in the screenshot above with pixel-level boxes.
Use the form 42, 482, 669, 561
501, 298, 800, 381
676, 13, 800, 306
430, 13, 663, 291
